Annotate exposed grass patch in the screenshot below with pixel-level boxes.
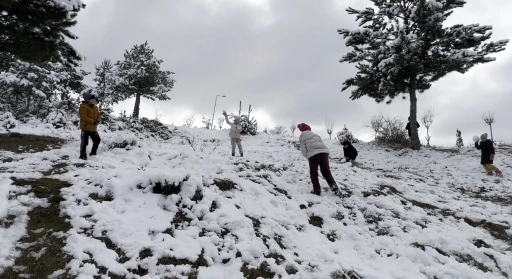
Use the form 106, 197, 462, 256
41, 162, 69, 176
331, 269, 364, 279
213, 178, 237, 191
89, 191, 114, 202
2, 177, 72, 279
309, 215, 323, 228
241, 262, 275, 279
463, 218, 512, 246
0, 133, 65, 153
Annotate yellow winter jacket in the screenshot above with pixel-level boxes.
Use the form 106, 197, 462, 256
79, 102, 102, 132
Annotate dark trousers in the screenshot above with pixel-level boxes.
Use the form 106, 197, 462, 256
308, 153, 337, 194
80, 130, 101, 158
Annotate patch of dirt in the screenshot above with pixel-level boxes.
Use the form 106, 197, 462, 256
0, 133, 65, 153
2, 177, 72, 279
331, 269, 364, 279
89, 191, 114, 202
463, 218, 512, 246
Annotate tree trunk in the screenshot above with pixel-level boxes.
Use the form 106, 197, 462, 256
133, 92, 141, 119
409, 79, 421, 150
489, 124, 494, 142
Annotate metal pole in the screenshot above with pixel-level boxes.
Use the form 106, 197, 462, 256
211, 95, 225, 129
211, 96, 218, 129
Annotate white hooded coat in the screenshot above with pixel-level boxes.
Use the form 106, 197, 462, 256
299, 131, 329, 159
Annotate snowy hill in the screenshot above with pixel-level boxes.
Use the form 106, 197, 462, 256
0, 123, 511, 279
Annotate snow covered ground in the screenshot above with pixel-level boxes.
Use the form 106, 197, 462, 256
1, 122, 511, 279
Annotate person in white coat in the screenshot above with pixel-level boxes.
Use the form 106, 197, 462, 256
223, 110, 243, 157
298, 123, 339, 196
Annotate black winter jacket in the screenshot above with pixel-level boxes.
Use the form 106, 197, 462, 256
343, 142, 358, 161
475, 140, 494, 165
405, 121, 420, 137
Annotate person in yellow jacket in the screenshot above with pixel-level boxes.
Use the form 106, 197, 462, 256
79, 91, 102, 160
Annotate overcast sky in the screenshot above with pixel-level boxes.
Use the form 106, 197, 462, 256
71, 0, 512, 145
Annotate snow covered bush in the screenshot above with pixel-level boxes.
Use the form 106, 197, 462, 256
337, 125, 359, 144
108, 117, 173, 140
0, 112, 18, 130
107, 133, 138, 150
374, 117, 409, 146
240, 115, 258, 136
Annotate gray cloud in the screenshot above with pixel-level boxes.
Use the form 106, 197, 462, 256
72, 0, 512, 144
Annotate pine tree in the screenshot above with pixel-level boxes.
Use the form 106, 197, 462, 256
456, 129, 464, 149
240, 115, 258, 136
339, 0, 508, 150
93, 59, 117, 116
115, 42, 175, 118
337, 125, 358, 144
0, 0, 85, 67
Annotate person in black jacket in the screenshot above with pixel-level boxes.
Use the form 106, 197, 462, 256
405, 117, 420, 137
475, 133, 503, 177
342, 140, 358, 163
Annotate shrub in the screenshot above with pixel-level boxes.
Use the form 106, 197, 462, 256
0, 112, 18, 130
337, 125, 359, 144
372, 116, 409, 145
108, 133, 138, 150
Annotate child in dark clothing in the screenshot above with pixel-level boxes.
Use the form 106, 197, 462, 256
475, 133, 503, 177
342, 140, 358, 163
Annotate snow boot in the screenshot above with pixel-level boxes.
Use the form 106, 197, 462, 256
329, 184, 340, 196
232, 153, 235, 157
496, 169, 503, 177
79, 155, 87, 160
89, 151, 97, 156
310, 191, 320, 196
487, 171, 494, 176
241, 153, 244, 157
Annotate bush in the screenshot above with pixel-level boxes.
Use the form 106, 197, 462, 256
337, 125, 359, 144
107, 133, 138, 150
369, 116, 409, 145
108, 117, 173, 140
240, 115, 258, 136
0, 112, 18, 130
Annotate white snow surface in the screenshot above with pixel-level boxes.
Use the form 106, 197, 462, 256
0, 122, 511, 278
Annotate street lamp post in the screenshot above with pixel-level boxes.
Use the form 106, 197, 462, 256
211, 95, 226, 129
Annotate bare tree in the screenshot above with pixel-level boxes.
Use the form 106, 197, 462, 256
290, 121, 297, 136
367, 114, 384, 141
272, 126, 287, 136
202, 117, 212, 129
482, 111, 495, 141
217, 117, 225, 130
325, 118, 335, 140
154, 110, 164, 123
421, 107, 436, 147
184, 114, 196, 128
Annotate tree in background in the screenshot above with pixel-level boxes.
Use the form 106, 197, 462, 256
93, 59, 117, 116
0, 0, 85, 68
367, 114, 384, 141
202, 117, 212, 129
325, 118, 335, 140
115, 42, 175, 118
456, 129, 464, 149
339, 0, 508, 150
481, 111, 495, 142
184, 114, 195, 128
421, 107, 436, 147
337, 125, 358, 145
217, 117, 225, 130
289, 121, 297, 136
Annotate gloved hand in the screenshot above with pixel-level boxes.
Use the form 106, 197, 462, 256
490, 154, 495, 160
222, 110, 227, 116
94, 121, 99, 125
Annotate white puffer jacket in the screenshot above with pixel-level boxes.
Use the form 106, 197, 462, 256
299, 131, 329, 159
